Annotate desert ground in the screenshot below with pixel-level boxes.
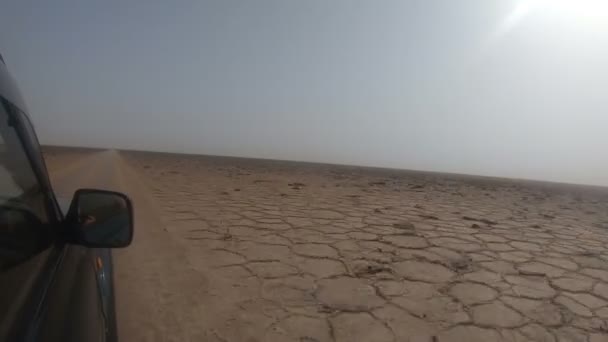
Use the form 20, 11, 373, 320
43, 147, 608, 342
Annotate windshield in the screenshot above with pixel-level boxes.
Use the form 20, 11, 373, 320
4, 1, 608, 341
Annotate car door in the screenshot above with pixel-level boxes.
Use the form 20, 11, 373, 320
0, 98, 106, 341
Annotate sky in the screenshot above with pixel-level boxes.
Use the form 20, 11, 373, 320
1, 0, 607, 185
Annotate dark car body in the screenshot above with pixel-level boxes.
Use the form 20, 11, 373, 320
0, 54, 121, 342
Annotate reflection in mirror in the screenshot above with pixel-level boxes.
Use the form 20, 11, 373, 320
70, 190, 133, 248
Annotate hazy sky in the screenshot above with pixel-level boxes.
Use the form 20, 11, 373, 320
1, 0, 607, 185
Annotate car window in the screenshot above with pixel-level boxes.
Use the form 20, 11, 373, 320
0, 101, 48, 221
0, 99, 54, 271
0, 100, 55, 339
0, 155, 22, 197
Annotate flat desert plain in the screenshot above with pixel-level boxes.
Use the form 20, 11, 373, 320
43, 147, 608, 342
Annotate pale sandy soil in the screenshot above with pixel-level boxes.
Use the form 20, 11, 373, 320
44, 148, 608, 342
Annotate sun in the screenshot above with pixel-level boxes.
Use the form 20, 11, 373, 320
498, 0, 608, 36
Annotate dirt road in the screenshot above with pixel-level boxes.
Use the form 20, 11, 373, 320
45, 149, 608, 342
47, 151, 216, 341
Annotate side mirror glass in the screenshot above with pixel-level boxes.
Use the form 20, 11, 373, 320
66, 189, 134, 248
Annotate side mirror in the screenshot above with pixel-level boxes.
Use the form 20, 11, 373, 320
66, 189, 134, 248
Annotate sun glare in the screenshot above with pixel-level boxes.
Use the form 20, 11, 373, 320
547, 0, 608, 25
499, 0, 608, 37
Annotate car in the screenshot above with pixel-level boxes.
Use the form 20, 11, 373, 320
0, 53, 134, 342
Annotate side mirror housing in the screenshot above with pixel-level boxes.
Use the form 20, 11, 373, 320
65, 189, 134, 248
